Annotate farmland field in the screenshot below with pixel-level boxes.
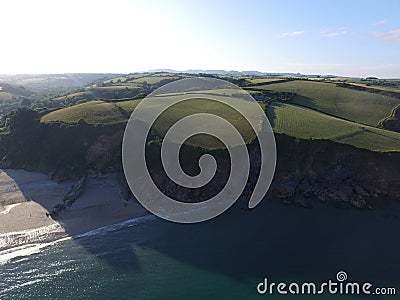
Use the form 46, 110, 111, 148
148, 96, 266, 146
0, 91, 13, 101
255, 80, 400, 126
85, 86, 142, 93
114, 99, 141, 113
40, 74, 400, 152
130, 75, 183, 85
41, 94, 267, 149
0, 83, 34, 101
41, 100, 127, 125
267, 102, 400, 151
343, 79, 400, 92
248, 78, 287, 84
53, 86, 142, 102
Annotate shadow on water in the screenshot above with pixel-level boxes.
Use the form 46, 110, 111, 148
75, 198, 400, 287
3, 169, 400, 288
0, 169, 144, 271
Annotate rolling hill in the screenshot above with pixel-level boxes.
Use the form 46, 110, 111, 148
267, 102, 400, 152
252, 80, 400, 126
0, 83, 34, 102
39, 73, 400, 152
41, 101, 128, 125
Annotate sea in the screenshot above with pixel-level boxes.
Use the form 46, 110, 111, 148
0, 201, 399, 300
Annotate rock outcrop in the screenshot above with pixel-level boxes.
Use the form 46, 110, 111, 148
266, 136, 400, 209
51, 177, 86, 216
125, 135, 400, 210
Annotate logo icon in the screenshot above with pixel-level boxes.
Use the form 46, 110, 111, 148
122, 77, 276, 223
336, 271, 348, 282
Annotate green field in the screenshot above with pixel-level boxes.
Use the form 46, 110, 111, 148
41, 94, 266, 149
53, 91, 90, 101
40, 74, 400, 152
344, 79, 400, 92
130, 75, 182, 85
53, 86, 142, 102
267, 102, 400, 151
114, 99, 141, 113
86, 86, 142, 95
147, 96, 266, 147
103, 73, 185, 85
0, 91, 13, 101
248, 78, 287, 84
103, 74, 144, 84
41, 100, 127, 125
255, 80, 400, 126
0, 83, 34, 102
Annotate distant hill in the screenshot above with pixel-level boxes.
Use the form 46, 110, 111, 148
0, 74, 126, 117
147, 69, 344, 78
0, 83, 34, 102
0, 73, 123, 93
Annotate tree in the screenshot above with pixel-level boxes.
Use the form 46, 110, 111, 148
8, 108, 40, 133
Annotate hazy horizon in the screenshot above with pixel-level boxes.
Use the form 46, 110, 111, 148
1, 0, 399, 77
0, 69, 398, 79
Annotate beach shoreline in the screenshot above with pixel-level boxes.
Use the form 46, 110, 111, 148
2, 167, 400, 253
0, 169, 150, 251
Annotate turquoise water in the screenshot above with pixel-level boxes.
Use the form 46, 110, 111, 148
1, 202, 399, 299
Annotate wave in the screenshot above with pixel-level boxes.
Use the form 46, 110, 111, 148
0, 237, 71, 266
75, 214, 157, 239
0, 214, 157, 265
0, 223, 67, 251
0, 278, 44, 295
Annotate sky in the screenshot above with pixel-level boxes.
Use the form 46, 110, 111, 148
1, 0, 399, 77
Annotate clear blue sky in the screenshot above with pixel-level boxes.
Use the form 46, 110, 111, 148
1, 0, 399, 77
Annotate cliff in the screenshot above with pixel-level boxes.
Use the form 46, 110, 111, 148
1, 109, 399, 210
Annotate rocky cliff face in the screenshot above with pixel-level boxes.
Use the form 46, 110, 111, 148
86, 130, 124, 173
267, 136, 400, 209
2, 118, 399, 211
117, 134, 400, 210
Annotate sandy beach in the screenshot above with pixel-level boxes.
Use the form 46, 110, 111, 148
0, 169, 149, 250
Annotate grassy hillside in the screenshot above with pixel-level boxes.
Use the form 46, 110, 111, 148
0, 74, 121, 92
145, 96, 266, 148
51, 73, 188, 105
267, 102, 400, 151
0, 83, 34, 102
0, 91, 13, 101
103, 73, 185, 85
41, 101, 127, 125
248, 78, 288, 84
53, 86, 143, 103
254, 80, 400, 126
114, 99, 141, 113
344, 78, 400, 92
41, 95, 267, 149
130, 75, 183, 85
40, 74, 400, 152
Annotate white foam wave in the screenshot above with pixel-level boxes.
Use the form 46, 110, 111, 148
0, 223, 67, 251
0, 214, 157, 266
0, 203, 21, 215
0, 237, 71, 266
75, 214, 157, 238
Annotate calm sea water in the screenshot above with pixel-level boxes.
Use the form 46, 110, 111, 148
1, 201, 399, 300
